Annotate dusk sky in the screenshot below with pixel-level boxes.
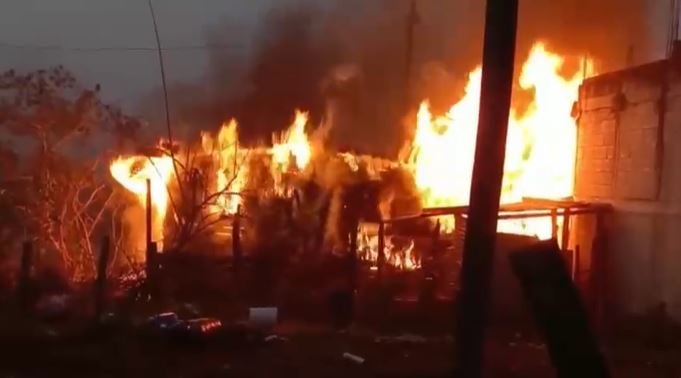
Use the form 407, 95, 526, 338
0, 0, 671, 115
0, 0, 285, 110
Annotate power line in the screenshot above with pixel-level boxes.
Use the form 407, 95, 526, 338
0, 42, 245, 53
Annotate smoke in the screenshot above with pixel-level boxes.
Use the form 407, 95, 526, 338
150, 0, 656, 157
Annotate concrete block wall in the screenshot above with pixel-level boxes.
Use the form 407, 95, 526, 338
576, 60, 681, 319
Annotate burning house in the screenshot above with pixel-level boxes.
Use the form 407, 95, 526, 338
107, 42, 602, 288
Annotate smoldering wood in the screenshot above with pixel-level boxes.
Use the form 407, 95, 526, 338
510, 239, 610, 378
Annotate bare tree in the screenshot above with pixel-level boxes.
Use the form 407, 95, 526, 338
0, 66, 140, 280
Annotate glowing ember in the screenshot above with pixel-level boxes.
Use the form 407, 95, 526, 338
110, 155, 175, 250
405, 42, 593, 239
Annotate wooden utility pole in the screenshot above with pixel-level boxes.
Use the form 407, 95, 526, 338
146, 178, 152, 249
456, 1, 518, 377
404, 0, 420, 105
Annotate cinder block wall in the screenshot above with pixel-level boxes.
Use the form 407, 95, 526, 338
576, 59, 681, 320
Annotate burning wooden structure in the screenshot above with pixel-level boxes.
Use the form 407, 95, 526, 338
102, 41, 617, 326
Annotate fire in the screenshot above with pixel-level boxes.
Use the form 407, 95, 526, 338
271, 110, 312, 171
201, 119, 247, 215
108, 42, 593, 269
358, 225, 420, 270
109, 155, 175, 250
406, 43, 593, 238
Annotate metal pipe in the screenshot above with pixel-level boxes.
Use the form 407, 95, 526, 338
456, 1, 519, 376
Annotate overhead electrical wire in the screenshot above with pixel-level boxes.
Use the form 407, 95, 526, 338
0, 42, 244, 52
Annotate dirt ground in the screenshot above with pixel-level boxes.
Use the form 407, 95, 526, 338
0, 313, 679, 378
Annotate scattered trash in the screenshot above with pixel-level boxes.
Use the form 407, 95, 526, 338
375, 333, 428, 344
343, 352, 365, 365
146, 312, 181, 331
264, 334, 288, 343
249, 307, 278, 328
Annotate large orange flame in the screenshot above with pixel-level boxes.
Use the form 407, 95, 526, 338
108, 42, 592, 268
406, 43, 593, 239
201, 119, 247, 215
109, 155, 175, 250
271, 110, 312, 172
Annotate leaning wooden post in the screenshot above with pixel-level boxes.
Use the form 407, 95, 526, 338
18, 240, 34, 309
377, 221, 386, 277
510, 240, 610, 377
456, 0, 518, 376
95, 236, 110, 320
232, 205, 242, 272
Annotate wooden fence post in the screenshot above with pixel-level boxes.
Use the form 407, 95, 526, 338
232, 205, 242, 272
377, 221, 386, 278
95, 236, 110, 320
18, 240, 33, 310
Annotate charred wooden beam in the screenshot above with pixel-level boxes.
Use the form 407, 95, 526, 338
456, 0, 519, 377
